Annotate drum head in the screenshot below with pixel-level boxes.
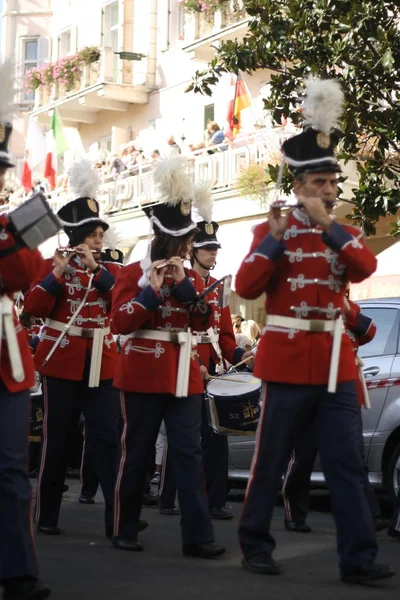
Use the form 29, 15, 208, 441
206, 372, 261, 398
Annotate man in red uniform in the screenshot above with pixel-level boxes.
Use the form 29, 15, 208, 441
111, 157, 225, 558
282, 298, 387, 533
236, 78, 394, 584
158, 220, 253, 518
24, 167, 121, 539
0, 117, 51, 598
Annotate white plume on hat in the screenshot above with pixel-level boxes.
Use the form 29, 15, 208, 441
0, 59, 16, 123
152, 156, 192, 206
69, 157, 101, 199
193, 180, 213, 223
302, 77, 344, 135
103, 221, 123, 250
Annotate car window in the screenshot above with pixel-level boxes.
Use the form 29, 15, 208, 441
358, 307, 399, 358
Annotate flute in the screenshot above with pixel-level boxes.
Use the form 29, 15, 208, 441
57, 247, 100, 255
155, 258, 185, 270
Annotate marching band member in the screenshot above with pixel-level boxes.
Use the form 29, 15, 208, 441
282, 297, 386, 533
236, 78, 395, 584
0, 62, 51, 598
111, 157, 225, 558
24, 159, 120, 539
158, 194, 253, 519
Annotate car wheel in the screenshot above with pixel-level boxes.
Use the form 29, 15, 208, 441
386, 441, 400, 508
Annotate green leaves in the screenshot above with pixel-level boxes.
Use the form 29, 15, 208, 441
189, 0, 400, 235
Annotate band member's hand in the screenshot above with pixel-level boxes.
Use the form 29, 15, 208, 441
242, 350, 255, 366
343, 296, 350, 313
268, 206, 294, 241
74, 244, 99, 271
53, 248, 75, 277
168, 256, 185, 283
200, 365, 209, 381
150, 261, 167, 292
298, 196, 332, 232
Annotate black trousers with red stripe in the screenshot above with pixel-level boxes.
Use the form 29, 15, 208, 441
35, 372, 120, 532
159, 397, 229, 509
0, 383, 38, 582
239, 381, 378, 573
282, 410, 381, 524
114, 391, 215, 546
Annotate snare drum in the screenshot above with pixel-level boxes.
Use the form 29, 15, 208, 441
205, 372, 262, 436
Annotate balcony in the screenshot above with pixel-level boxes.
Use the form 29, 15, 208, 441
29, 47, 155, 127
183, 1, 249, 62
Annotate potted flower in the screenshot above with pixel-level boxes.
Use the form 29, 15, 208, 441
78, 46, 101, 66
236, 163, 274, 206
24, 67, 43, 92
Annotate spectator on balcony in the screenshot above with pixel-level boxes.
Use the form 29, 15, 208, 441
166, 135, 181, 156
120, 144, 130, 167
110, 153, 125, 177
206, 122, 229, 153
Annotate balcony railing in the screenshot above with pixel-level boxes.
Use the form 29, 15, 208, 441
184, 0, 248, 42
33, 47, 151, 111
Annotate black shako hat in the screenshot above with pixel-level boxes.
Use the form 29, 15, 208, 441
143, 202, 197, 238
193, 221, 221, 249
57, 197, 109, 243
0, 122, 14, 168
281, 128, 341, 176
101, 248, 124, 264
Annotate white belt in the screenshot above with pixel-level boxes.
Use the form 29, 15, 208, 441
127, 329, 196, 397
45, 318, 110, 388
356, 355, 371, 409
0, 296, 24, 382
265, 314, 344, 393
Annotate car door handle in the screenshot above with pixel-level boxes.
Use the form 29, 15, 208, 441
363, 366, 380, 378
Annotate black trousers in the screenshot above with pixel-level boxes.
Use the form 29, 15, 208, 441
114, 392, 214, 545
282, 409, 381, 523
80, 432, 99, 498
35, 371, 120, 531
159, 397, 228, 509
239, 381, 378, 573
0, 383, 38, 582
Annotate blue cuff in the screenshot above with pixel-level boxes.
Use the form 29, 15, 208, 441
92, 268, 115, 292
135, 285, 162, 311
172, 276, 198, 303
232, 347, 245, 366
322, 222, 353, 252
350, 313, 373, 338
254, 233, 286, 262
28, 335, 40, 351
40, 272, 63, 297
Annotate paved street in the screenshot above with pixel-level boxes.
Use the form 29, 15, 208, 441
33, 480, 399, 600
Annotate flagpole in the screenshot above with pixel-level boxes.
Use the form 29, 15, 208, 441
238, 69, 267, 129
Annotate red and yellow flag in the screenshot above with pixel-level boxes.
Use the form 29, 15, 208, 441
226, 74, 251, 139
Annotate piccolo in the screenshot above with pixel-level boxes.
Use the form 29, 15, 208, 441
57, 247, 100, 255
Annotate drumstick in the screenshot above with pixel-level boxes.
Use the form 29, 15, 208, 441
207, 375, 253, 384
231, 355, 254, 369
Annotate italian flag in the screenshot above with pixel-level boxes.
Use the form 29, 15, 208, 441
44, 109, 68, 189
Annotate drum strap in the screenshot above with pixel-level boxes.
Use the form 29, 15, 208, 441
265, 314, 344, 394
0, 295, 25, 382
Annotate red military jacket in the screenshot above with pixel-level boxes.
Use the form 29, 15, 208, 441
344, 299, 376, 406
0, 214, 43, 392
112, 262, 210, 395
24, 256, 119, 381
193, 274, 243, 371
236, 209, 377, 385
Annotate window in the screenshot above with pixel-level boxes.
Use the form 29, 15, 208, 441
103, 1, 120, 77
178, 3, 185, 40
58, 29, 72, 58
204, 104, 215, 131
22, 39, 38, 102
358, 307, 399, 358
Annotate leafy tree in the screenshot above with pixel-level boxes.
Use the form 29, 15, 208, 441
188, 0, 400, 235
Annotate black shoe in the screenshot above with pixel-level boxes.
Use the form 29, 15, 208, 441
142, 491, 158, 507
284, 519, 312, 533
159, 504, 180, 516
210, 507, 233, 520
112, 537, 143, 551
387, 527, 400, 540
62, 484, 69, 493
79, 494, 95, 505
341, 562, 396, 584
106, 520, 148, 539
182, 542, 226, 559
36, 526, 62, 535
242, 553, 281, 575
3, 580, 51, 600
373, 517, 389, 532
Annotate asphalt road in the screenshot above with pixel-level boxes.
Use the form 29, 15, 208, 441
32, 480, 399, 600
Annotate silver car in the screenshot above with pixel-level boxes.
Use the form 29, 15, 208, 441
227, 298, 400, 506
